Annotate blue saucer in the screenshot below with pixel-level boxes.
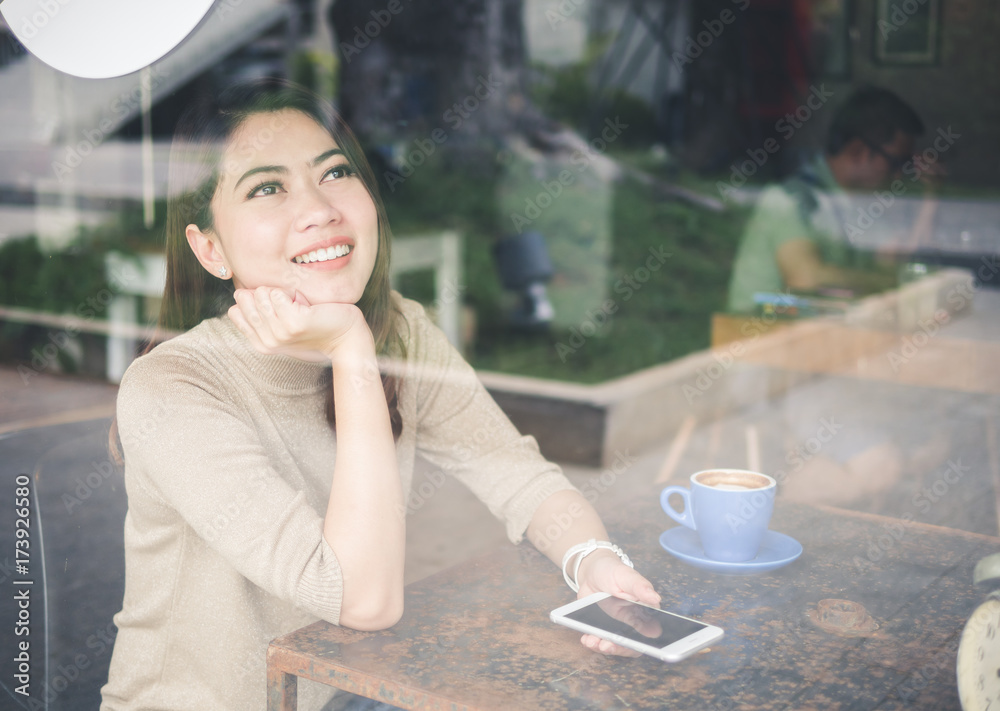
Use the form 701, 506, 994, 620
659, 528, 803, 575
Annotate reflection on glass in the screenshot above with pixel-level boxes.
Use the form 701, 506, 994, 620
727, 86, 935, 315
1, 4, 1000, 705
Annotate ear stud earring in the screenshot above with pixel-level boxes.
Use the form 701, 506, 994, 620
218, 266, 228, 278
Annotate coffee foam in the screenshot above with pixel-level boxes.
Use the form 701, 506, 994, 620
695, 470, 771, 491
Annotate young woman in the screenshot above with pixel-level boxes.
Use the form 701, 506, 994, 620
101, 79, 659, 711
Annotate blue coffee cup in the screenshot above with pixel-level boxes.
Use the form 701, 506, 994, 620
661, 469, 776, 562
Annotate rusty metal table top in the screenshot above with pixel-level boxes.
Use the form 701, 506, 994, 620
268, 500, 1000, 710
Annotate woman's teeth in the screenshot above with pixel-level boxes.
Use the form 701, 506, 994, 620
294, 244, 351, 264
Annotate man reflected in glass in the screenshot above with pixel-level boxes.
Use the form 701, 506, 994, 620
727, 86, 939, 313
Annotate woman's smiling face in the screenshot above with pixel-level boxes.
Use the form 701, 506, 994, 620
188, 109, 379, 305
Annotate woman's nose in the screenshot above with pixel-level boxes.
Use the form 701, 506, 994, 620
293, 182, 341, 231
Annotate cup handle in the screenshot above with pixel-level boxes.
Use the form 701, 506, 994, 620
660, 486, 696, 530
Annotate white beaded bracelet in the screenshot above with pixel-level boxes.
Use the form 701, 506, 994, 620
561, 538, 634, 593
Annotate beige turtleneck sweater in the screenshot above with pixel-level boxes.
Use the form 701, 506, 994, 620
100, 295, 575, 711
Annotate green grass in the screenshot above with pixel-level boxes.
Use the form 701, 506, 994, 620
384, 151, 751, 383
0, 154, 749, 384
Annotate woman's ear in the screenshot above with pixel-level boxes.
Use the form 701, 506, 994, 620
186, 224, 231, 280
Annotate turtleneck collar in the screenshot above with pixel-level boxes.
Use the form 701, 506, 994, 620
205, 315, 331, 394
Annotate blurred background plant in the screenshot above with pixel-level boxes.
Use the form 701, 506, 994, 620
0, 202, 166, 372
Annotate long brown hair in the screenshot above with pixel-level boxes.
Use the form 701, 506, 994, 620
110, 79, 404, 462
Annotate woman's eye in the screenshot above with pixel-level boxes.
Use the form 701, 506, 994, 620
322, 164, 354, 182
247, 182, 281, 199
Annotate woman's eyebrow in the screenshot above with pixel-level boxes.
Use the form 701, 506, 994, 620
232, 148, 347, 193
312, 148, 345, 165
234, 165, 285, 193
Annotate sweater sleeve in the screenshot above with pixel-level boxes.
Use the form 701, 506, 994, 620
116, 352, 344, 625
400, 299, 578, 543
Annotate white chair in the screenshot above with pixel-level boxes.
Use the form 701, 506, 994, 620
105, 251, 166, 383
389, 231, 463, 349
